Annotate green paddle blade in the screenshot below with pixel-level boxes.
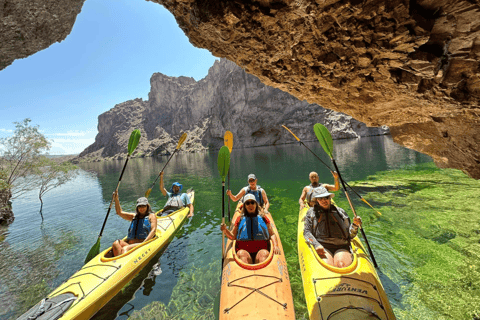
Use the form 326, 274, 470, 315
217, 146, 230, 182
314, 123, 334, 158
84, 237, 101, 264
128, 129, 141, 155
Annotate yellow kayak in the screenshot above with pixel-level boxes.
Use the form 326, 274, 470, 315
219, 203, 295, 319
298, 205, 396, 320
19, 190, 194, 320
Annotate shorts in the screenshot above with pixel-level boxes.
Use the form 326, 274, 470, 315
321, 243, 352, 255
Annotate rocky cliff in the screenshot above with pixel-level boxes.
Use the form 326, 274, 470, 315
2, 0, 479, 177
78, 59, 388, 161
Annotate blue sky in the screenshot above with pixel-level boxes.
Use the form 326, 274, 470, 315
0, 0, 217, 155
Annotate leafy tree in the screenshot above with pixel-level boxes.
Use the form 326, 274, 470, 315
0, 118, 78, 223
36, 158, 78, 219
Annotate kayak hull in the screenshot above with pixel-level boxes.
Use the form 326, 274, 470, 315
21, 191, 194, 320
298, 206, 396, 320
219, 205, 295, 320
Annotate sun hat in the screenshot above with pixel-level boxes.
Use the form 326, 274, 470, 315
247, 174, 256, 181
170, 182, 183, 194
243, 194, 257, 203
312, 186, 335, 199
136, 197, 149, 207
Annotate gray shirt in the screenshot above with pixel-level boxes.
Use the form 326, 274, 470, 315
303, 205, 359, 248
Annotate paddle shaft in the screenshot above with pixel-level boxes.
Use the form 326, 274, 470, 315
222, 181, 226, 261
149, 149, 179, 189
98, 155, 130, 237
331, 158, 379, 268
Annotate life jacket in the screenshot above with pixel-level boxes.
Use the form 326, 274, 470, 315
237, 216, 270, 241
243, 185, 264, 207
127, 215, 151, 240
306, 183, 324, 203
164, 193, 185, 210
313, 205, 351, 246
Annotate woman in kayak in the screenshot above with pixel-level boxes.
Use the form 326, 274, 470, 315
111, 191, 157, 257
303, 187, 362, 268
220, 194, 280, 264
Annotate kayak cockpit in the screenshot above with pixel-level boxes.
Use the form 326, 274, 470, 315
100, 235, 158, 262
232, 239, 274, 270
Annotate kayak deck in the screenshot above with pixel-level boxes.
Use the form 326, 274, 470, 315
20, 190, 194, 320
219, 205, 295, 319
298, 206, 396, 320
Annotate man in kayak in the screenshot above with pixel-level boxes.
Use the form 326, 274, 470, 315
226, 173, 270, 213
220, 194, 280, 264
303, 187, 362, 268
299, 171, 340, 209
111, 191, 158, 257
159, 171, 194, 217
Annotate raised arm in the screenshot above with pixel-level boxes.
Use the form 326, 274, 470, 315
226, 188, 246, 202
159, 172, 167, 196
113, 191, 135, 221
299, 186, 308, 209
262, 189, 270, 212
324, 171, 340, 192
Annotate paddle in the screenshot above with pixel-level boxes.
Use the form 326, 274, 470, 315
217, 146, 231, 263
145, 132, 188, 198
224, 131, 233, 222
282, 125, 381, 216
313, 123, 379, 268
84, 129, 141, 264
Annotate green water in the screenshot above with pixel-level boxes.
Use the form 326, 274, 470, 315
1, 135, 479, 320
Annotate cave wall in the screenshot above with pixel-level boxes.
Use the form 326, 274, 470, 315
1, 0, 479, 177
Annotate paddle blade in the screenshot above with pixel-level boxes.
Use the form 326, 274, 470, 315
128, 129, 141, 155
224, 131, 233, 152
217, 146, 230, 182
176, 132, 187, 150
282, 125, 301, 141
84, 237, 101, 264
314, 123, 334, 158
145, 188, 152, 198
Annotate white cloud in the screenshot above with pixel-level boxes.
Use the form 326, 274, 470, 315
48, 131, 97, 155
46, 130, 95, 137
0, 128, 13, 133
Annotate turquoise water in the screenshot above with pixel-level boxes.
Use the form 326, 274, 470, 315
3, 135, 471, 320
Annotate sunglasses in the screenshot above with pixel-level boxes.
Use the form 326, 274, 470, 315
248, 179, 256, 182
137, 205, 147, 208
245, 201, 256, 205
317, 196, 330, 200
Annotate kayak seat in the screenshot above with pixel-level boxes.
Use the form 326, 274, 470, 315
233, 239, 274, 270
17, 293, 76, 320
100, 235, 158, 262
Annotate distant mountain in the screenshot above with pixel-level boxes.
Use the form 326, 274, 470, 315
78, 59, 388, 161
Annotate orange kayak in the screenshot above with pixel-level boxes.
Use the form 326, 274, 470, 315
219, 203, 295, 319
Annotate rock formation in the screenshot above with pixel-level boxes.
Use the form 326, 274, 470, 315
1, 0, 479, 178
78, 59, 388, 161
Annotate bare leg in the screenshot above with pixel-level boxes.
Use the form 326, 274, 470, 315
255, 249, 270, 263
333, 249, 353, 268
112, 239, 129, 257
322, 248, 335, 266
237, 249, 253, 264
121, 242, 141, 255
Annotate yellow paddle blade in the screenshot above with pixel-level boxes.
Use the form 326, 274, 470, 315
282, 125, 301, 141
361, 198, 382, 215
176, 132, 187, 149
145, 188, 152, 198
224, 131, 233, 152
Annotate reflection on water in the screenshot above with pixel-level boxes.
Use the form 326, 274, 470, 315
0, 135, 434, 320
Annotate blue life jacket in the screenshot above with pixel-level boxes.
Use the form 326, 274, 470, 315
127, 215, 151, 240
243, 185, 264, 207
237, 216, 270, 241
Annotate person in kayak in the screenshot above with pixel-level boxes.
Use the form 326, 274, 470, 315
159, 171, 194, 217
226, 173, 270, 213
303, 187, 362, 268
111, 191, 158, 257
299, 171, 340, 209
220, 194, 280, 264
